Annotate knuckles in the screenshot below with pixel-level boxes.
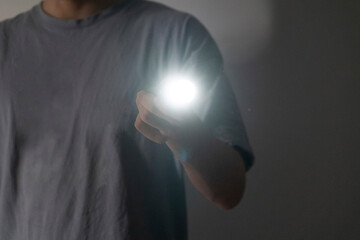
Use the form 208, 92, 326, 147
134, 115, 144, 130
134, 114, 165, 144
140, 109, 153, 123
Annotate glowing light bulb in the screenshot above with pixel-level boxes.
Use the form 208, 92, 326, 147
160, 75, 197, 108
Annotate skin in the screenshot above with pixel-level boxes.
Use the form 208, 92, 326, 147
135, 91, 246, 210
42, 0, 247, 210
42, 0, 125, 19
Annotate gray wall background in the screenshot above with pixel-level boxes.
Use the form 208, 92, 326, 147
1, 0, 359, 239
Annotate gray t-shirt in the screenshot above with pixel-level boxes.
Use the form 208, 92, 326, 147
0, 0, 254, 239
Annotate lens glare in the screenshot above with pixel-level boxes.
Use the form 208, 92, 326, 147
160, 75, 197, 108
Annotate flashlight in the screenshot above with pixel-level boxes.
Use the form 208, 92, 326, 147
158, 74, 198, 109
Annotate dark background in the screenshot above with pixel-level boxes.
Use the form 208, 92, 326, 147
1, 0, 359, 239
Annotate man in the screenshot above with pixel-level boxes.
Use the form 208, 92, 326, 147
0, 0, 254, 239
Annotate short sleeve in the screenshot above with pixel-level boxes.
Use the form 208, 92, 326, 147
178, 15, 254, 171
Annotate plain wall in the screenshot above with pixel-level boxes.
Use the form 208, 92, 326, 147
1, 0, 359, 239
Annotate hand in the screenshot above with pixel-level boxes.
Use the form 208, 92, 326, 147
134, 90, 208, 154
135, 90, 246, 210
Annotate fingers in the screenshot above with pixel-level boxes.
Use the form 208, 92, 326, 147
134, 90, 194, 145
134, 114, 167, 144
136, 90, 180, 126
136, 100, 173, 134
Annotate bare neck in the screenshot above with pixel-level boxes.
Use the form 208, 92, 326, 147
41, 0, 124, 20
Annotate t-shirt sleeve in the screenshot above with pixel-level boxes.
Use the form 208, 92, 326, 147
177, 15, 254, 171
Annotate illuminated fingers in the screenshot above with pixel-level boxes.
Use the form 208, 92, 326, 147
136, 90, 180, 125
134, 89, 198, 145
137, 101, 173, 135
134, 114, 167, 144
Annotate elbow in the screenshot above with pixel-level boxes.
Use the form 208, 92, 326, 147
214, 192, 243, 210
215, 198, 240, 210
213, 182, 246, 210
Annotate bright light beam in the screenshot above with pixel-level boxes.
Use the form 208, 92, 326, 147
159, 74, 197, 109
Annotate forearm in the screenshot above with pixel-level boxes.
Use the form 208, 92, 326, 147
134, 90, 247, 209
166, 122, 246, 210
